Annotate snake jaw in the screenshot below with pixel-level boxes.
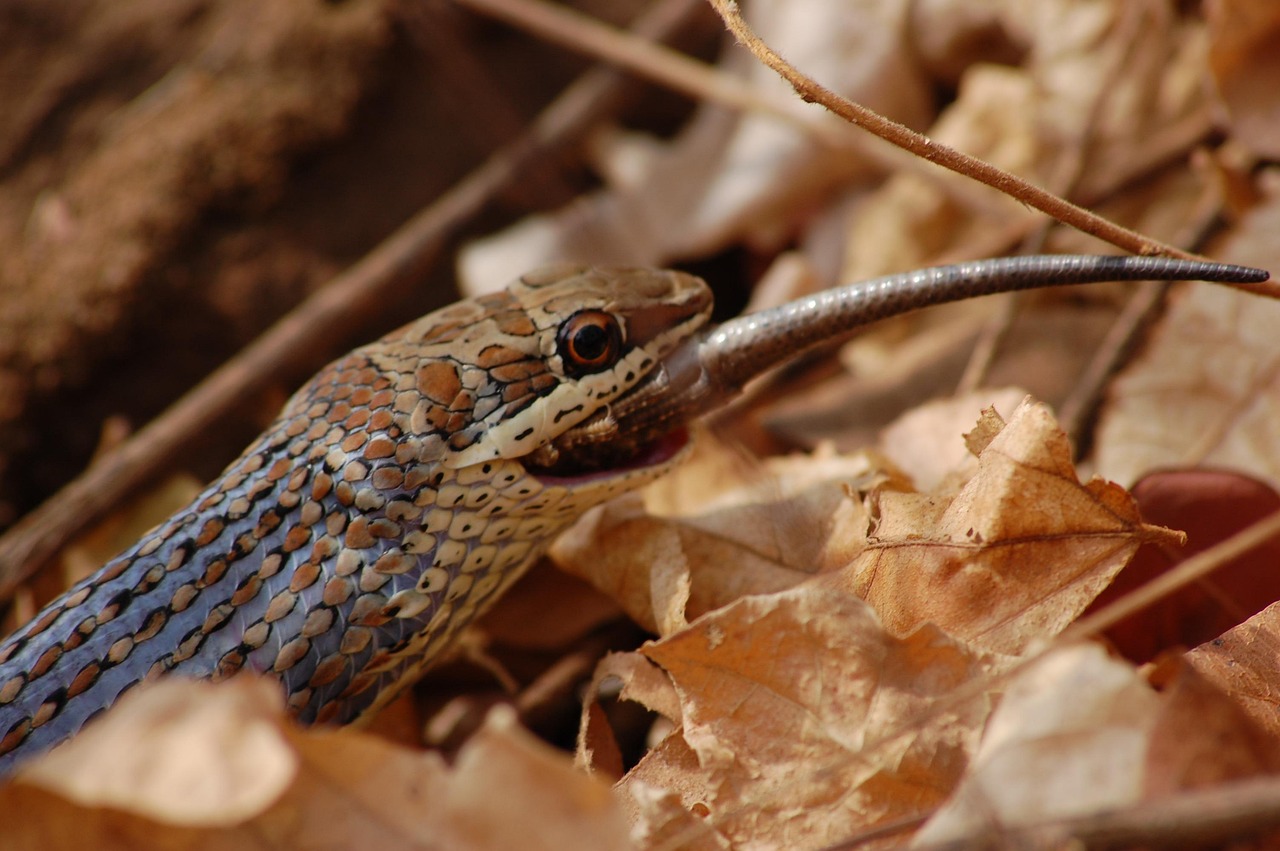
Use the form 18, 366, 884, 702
522, 357, 685, 477
528, 426, 691, 486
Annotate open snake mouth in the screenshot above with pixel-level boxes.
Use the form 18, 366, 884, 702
527, 425, 690, 485
523, 350, 703, 482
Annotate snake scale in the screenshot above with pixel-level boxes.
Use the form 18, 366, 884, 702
0, 255, 1267, 775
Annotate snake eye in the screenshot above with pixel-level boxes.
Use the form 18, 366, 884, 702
557, 310, 623, 376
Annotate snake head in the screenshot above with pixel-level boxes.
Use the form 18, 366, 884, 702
356, 266, 712, 474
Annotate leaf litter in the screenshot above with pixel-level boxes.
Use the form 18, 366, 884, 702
8, 0, 1280, 848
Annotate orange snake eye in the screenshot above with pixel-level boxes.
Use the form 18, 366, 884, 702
556, 310, 623, 376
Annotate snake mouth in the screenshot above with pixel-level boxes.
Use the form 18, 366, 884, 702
527, 425, 690, 485
522, 345, 703, 481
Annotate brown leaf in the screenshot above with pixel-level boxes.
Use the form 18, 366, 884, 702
577, 651, 683, 777
917, 643, 1280, 843
916, 645, 1157, 843
0, 678, 634, 851
1145, 655, 1280, 794
1186, 599, 1280, 743
842, 399, 1179, 654
1090, 469, 1280, 663
622, 779, 730, 851
551, 433, 877, 635
16, 677, 296, 828
879, 389, 1026, 492
1207, 0, 1280, 160
1092, 175, 1280, 488
621, 586, 1005, 848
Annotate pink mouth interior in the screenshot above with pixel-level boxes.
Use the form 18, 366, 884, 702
532, 427, 690, 486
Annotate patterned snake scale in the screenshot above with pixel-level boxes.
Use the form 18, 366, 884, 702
0, 266, 710, 774
0, 255, 1268, 775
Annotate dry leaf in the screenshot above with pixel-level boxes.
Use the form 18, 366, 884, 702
550, 433, 877, 635
623, 780, 731, 851
15, 677, 297, 828
916, 642, 1280, 844
458, 0, 932, 293
914, 644, 1158, 843
623, 586, 1007, 848
0, 678, 633, 851
1144, 654, 1280, 794
577, 651, 684, 777
1092, 172, 1280, 488
843, 399, 1180, 655
1186, 599, 1280, 743
879, 388, 1026, 492
1207, 0, 1280, 160
846, 0, 1212, 278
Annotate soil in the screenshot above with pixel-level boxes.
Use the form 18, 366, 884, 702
0, 0, 617, 528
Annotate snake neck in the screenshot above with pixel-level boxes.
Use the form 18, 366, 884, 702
0, 351, 686, 776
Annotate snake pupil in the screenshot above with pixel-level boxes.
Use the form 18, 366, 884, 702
558, 310, 622, 375
573, 324, 609, 360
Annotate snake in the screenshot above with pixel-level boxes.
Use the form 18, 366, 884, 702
0, 255, 1266, 775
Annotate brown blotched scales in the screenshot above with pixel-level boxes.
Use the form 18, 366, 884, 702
0, 256, 1267, 774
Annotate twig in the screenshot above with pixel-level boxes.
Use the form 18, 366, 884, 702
704, 0, 1179, 260
454, 0, 854, 148
902, 774, 1280, 851
452, 0, 1016, 220
703, 0, 1280, 300
1062, 508, 1280, 642
0, 0, 707, 600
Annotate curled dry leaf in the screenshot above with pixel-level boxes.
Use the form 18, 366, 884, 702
570, 397, 1177, 846
622, 586, 1007, 849
577, 651, 683, 779
841, 398, 1181, 655
550, 431, 878, 636
0, 678, 633, 851
915, 643, 1280, 845
878, 387, 1027, 492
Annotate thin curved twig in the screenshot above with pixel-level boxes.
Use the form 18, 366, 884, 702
704, 0, 1280, 299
